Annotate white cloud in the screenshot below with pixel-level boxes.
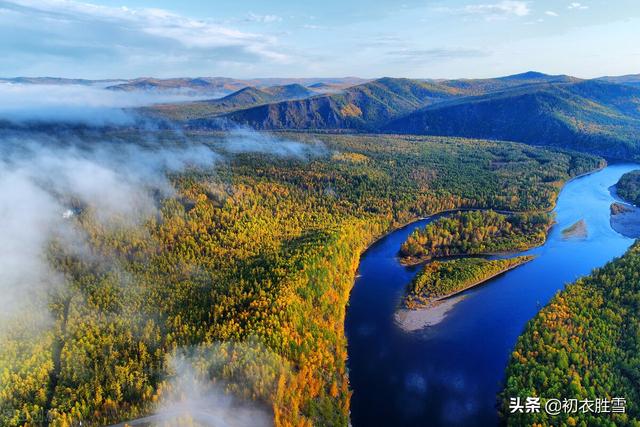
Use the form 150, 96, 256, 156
386, 47, 489, 64
464, 1, 531, 18
0, 82, 218, 125
0, 0, 290, 77
302, 24, 326, 30
568, 2, 588, 10
0, 132, 219, 319
545, 10, 559, 17
246, 12, 282, 23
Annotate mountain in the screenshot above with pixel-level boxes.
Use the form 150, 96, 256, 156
597, 74, 640, 88
384, 80, 640, 159
106, 77, 247, 95
212, 77, 462, 130
0, 77, 124, 86
307, 82, 350, 94
497, 71, 570, 81
188, 72, 582, 131
147, 84, 315, 121
434, 71, 579, 96
106, 77, 367, 96
264, 83, 316, 100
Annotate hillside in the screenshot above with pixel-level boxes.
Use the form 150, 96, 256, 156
106, 77, 248, 95
384, 80, 640, 159
436, 71, 579, 95
213, 77, 462, 131
0, 131, 601, 427
106, 77, 366, 95
597, 74, 640, 88
148, 84, 315, 121
502, 242, 640, 425
615, 169, 640, 205
126, 71, 640, 160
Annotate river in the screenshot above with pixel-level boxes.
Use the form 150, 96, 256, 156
345, 163, 639, 427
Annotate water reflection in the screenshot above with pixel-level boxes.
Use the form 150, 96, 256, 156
346, 164, 639, 427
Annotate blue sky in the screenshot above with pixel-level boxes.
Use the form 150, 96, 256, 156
0, 0, 638, 79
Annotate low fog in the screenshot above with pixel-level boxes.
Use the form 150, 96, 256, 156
0, 132, 219, 319
0, 82, 220, 126
138, 349, 275, 427
0, 123, 324, 320
0, 83, 326, 425
225, 127, 327, 159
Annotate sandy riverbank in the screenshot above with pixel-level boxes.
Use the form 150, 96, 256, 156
561, 219, 588, 239
610, 202, 640, 238
395, 258, 533, 331
394, 296, 465, 332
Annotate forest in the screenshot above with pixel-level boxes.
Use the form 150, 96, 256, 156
404, 256, 534, 309
615, 169, 640, 205
0, 131, 601, 427
501, 242, 640, 426
399, 210, 554, 264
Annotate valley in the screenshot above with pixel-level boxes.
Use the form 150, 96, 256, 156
0, 129, 598, 426
346, 163, 639, 426
4, 1, 640, 425
2, 70, 640, 427
133, 72, 640, 161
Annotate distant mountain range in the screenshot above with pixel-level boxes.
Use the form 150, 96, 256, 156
595, 74, 640, 88
384, 79, 640, 159
0, 76, 368, 95
160, 71, 639, 160
147, 84, 316, 121
0, 77, 125, 86
103, 77, 365, 95
3, 72, 640, 159
210, 77, 461, 131
210, 72, 581, 131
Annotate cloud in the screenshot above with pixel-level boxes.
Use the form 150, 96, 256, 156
545, 10, 559, 17
302, 24, 327, 30
386, 48, 490, 63
223, 127, 327, 159
568, 2, 589, 10
0, 130, 219, 320
0, 0, 290, 77
141, 342, 279, 427
0, 82, 224, 125
0, 89, 328, 322
461, 1, 531, 19
246, 12, 282, 24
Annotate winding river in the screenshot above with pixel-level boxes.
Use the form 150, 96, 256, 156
345, 163, 639, 427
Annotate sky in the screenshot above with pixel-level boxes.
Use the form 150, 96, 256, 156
0, 0, 638, 79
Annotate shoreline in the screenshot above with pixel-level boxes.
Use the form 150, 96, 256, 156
395, 257, 534, 332
610, 202, 640, 239
362, 161, 606, 257
404, 256, 535, 310
398, 221, 554, 267
395, 297, 464, 332
354, 163, 606, 335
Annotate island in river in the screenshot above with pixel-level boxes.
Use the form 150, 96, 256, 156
404, 256, 535, 309
348, 163, 640, 427
399, 210, 553, 266
561, 218, 587, 239
614, 169, 640, 205
396, 210, 551, 330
